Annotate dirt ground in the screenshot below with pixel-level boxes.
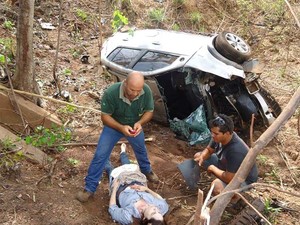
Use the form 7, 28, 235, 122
0, 0, 300, 225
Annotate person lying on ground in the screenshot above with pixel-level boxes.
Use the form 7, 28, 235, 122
194, 114, 258, 201
109, 144, 169, 225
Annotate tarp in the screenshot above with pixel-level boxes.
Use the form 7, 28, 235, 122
169, 105, 211, 145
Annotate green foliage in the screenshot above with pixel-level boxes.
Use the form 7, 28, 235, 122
257, 154, 268, 165
0, 38, 15, 61
190, 11, 202, 24
265, 168, 280, 184
112, 10, 128, 32
149, 9, 165, 23
63, 68, 72, 76
25, 125, 72, 152
172, 23, 180, 31
264, 198, 281, 223
0, 54, 5, 64
236, 0, 285, 26
69, 48, 82, 59
68, 158, 80, 167
58, 105, 78, 114
76, 8, 89, 21
1, 138, 16, 150
0, 138, 24, 173
3, 20, 14, 30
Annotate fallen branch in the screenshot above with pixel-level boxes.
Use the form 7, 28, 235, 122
167, 193, 198, 201
236, 193, 272, 225
207, 182, 300, 206
53, 137, 155, 147
36, 159, 58, 186
0, 85, 101, 113
284, 0, 300, 28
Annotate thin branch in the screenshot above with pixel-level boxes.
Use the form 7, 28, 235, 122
284, 0, 300, 28
275, 145, 297, 184
249, 113, 255, 147
3, 55, 27, 131
36, 159, 58, 186
0, 85, 101, 113
52, 0, 63, 94
236, 193, 272, 225
207, 182, 300, 206
167, 193, 198, 201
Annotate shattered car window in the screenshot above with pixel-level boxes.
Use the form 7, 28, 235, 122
133, 51, 178, 71
108, 48, 141, 68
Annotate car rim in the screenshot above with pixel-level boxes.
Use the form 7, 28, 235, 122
225, 33, 249, 53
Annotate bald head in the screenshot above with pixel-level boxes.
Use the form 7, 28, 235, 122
126, 71, 144, 85
123, 71, 145, 101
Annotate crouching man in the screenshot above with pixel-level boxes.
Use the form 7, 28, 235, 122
194, 114, 258, 200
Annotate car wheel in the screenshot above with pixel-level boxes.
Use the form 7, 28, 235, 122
214, 32, 251, 64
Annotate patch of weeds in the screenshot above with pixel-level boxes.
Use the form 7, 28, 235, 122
264, 198, 281, 223
112, 10, 128, 32
149, 9, 165, 23
67, 158, 80, 167
236, 0, 285, 27
57, 105, 78, 114
69, 48, 82, 59
3, 20, 15, 30
63, 68, 72, 76
75, 8, 89, 22
265, 168, 280, 184
190, 11, 202, 24
257, 154, 268, 165
0, 38, 15, 61
25, 125, 72, 152
0, 138, 24, 176
172, 23, 180, 31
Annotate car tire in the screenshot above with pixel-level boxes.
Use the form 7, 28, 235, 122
214, 32, 251, 64
259, 87, 282, 118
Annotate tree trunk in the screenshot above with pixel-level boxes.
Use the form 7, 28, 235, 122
210, 86, 300, 225
13, 0, 38, 103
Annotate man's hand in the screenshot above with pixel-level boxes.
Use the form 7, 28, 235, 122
130, 184, 148, 192
194, 151, 204, 166
132, 122, 142, 137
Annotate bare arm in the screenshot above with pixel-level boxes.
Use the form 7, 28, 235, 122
207, 165, 235, 184
194, 146, 215, 166
109, 180, 120, 206
101, 114, 134, 136
132, 111, 153, 136
130, 184, 163, 199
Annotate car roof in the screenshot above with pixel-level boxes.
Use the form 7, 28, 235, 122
103, 29, 214, 57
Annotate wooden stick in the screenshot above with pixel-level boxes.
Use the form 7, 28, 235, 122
53, 137, 155, 147
194, 189, 203, 225
0, 85, 101, 113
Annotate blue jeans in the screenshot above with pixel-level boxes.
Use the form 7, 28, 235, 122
203, 154, 247, 186
85, 126, 152, 193
203, 153, 219, 170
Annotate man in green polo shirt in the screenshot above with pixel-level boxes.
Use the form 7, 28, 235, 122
76, 71, 159, 203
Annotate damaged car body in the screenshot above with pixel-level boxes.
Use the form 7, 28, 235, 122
101, 29, 281, 144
